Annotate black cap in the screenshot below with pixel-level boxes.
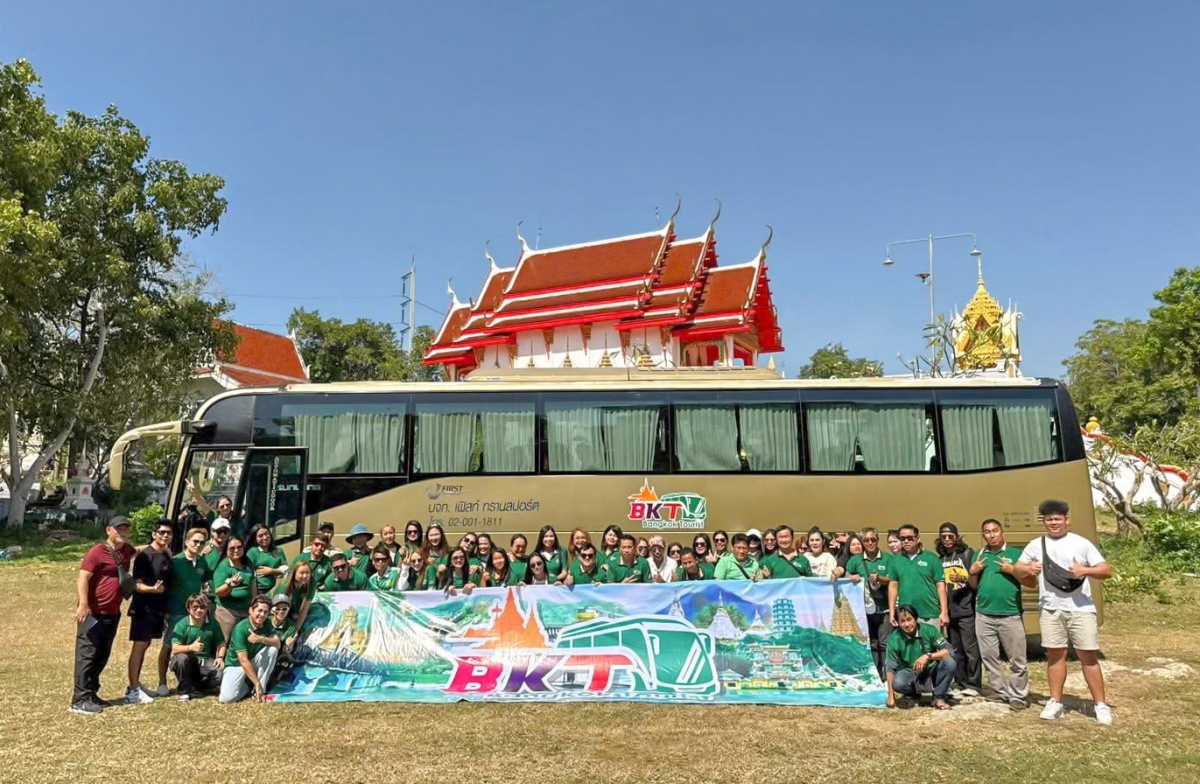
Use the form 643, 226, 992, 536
938, 522, 959, 535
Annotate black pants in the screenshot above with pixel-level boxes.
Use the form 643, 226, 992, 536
866, 612, 892, 679
946, 614, 981, 690
170, 654, 222, 695
73, 614, 120, 705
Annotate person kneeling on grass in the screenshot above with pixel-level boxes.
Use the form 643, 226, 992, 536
885, 604, 957, 710
169, 594, 225, 700
219, 595, 280, 704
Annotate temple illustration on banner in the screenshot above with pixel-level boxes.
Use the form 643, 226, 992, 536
423, 206, 783, 379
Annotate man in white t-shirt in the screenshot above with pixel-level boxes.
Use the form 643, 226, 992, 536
1016, 499, 1114, 725
646, 536, 677, 583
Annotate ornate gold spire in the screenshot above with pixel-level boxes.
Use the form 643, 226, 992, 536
598, 352, 613, 368
953, 259, 1018, 373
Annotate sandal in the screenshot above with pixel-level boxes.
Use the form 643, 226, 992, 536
934, 699, 951, 710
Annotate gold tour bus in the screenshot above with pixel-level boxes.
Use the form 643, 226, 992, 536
108, 366, 1100, 630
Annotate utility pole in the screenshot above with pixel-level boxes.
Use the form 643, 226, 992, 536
399, 254, 416, 352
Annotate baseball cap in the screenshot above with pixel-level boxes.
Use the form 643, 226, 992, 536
271, 594, 291, 608
745, 528, 762, 540
108, 515, 131, 530
939, 522, 959, 536
211, 518, 232, 532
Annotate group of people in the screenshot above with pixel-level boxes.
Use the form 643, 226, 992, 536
70, 498, 1113, 725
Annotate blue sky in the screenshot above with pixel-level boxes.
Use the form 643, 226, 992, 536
5, 2, 1198, 376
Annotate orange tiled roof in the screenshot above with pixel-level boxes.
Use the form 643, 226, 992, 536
504, 232, 666, 294
694, 263, 758, 315
225, 323, 308, 380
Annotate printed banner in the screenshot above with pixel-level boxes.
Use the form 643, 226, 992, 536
268, 579, 887, 707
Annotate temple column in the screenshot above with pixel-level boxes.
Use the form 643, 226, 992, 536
723, 335, 734, 367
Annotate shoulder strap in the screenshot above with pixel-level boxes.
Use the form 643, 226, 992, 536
733, 560, 751, 579
780, 554, 806, 575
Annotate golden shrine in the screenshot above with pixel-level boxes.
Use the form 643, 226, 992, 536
950, 259, 1021, 376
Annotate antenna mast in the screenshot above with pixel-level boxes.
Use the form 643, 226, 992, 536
399, 252, 416, 352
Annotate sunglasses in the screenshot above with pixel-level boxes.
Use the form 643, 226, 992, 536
899, 535, 916, 541
863, 537, 879, 543
714, 538, 727, 543
334, 563, 350, 569
228, 545, 244, 551
189, 538, 206, 545
372, 557, 390, 562
580, 553, 595, 559
155, 529, 173, 536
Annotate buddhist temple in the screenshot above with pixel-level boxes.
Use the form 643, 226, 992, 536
423, 207, 784, 379
950, 259, 1021, 376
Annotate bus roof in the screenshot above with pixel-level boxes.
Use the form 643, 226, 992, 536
203, 367, 1055, 400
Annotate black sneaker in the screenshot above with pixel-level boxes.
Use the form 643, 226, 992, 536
68, 700, 103, 715
1009, 698, 1029, 711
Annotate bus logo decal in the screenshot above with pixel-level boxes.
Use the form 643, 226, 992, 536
627, 479, 707, 530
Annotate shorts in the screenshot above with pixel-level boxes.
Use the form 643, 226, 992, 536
1040, 608, 1100, 651
129, 613, 168, 643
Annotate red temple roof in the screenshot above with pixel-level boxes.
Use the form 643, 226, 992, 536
196, 322, 310, 389
424, 215, 783, 371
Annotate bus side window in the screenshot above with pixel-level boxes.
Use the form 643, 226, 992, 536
940, 391, 1059, 471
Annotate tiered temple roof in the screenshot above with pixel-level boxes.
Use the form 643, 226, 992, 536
424, 212, 783, 374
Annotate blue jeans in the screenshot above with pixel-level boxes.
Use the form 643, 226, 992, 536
893, 656, 956, 700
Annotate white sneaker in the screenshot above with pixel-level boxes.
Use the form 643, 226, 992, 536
1039, 698, 1064, 721
124, 686, 154, 705
153, 684, 170, 698
177, 692, 191, 702
1094, 702, 1113, 726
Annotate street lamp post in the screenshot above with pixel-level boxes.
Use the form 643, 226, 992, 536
883, 233, 981, 325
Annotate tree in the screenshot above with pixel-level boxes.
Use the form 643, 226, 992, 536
1088, 418, 1200, 536
0, 58, 231, 527
287, 310, 442, 383
1147, 267, 1200, 407
797, 343, 883, 379
1064, 319, 1192, 437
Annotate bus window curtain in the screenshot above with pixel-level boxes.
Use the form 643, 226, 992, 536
675, 405, 740, 471
352, 412, 405, 473
739, 405, 799, 471
943, 405, 995, 471
857, 404, 927, 472
416, 410, 477, 473
546, 406, 605, 471
293, 414, 356, 473
480, 408, 535, 473
603, 407, 660, 472
996, 402, 1055, 466
805, 405, 858, 471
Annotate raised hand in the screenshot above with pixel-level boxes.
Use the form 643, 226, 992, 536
1069, 559, 1090, 579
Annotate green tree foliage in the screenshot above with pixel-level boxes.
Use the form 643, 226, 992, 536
1065, 267, 1200, 436
798, 343, 883, 379
0, 58, 233, 527
287, 309, 441, 383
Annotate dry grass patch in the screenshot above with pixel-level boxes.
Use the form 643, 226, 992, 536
1, 560, 1198, 784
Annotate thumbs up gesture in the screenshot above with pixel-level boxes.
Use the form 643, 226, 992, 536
1069, 559, 1090, 579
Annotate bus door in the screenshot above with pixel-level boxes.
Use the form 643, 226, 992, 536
233, 448, 308, 547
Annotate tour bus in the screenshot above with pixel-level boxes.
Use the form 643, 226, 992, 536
108, 366, 1099, 631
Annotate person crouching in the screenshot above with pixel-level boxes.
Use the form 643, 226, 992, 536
885, 604, 957, 710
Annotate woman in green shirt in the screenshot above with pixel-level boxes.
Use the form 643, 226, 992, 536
435, 548, 479, 596
212, 537, 256, 642
522, 552, 557, 586
482, 548, 514, 587
247, 526, 288, 595
283, 560, 318, 630
424, 525, 449, 568
599, 525, 623, 569
536, 526, 569, 583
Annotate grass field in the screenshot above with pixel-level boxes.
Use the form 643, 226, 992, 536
1, 552, 1198, 784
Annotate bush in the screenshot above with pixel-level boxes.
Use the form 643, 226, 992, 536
1099, 533, 1184, 604
129, 503, 165, 545
1143, 510, 1200, 572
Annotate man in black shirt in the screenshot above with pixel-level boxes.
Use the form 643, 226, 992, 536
937, 522, 981, 695
125, 520, 174, 704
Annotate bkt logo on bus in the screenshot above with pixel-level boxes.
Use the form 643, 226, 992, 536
627, 479, 707, 530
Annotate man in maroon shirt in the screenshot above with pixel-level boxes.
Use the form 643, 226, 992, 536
70, 516, 136, 715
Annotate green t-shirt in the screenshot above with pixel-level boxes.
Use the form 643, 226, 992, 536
599, 549, 621, 571
202, 544, 225, 574
368, 568, 402, 592
975, 545, 1023, 616
539, 548, 569, 578
887, 548, 944, 621
568, 559, 604, 585
322, 569, 369, 592
509, 559, 528, 585
224, 617, 277, 667
713, 554, 761, 581
273, 616, 298, 644
286, 579, 317, 619
886, 622, 949, 672
246, 547, 286, 594
168, 553, 211, 617
212, 560, 255, 612
292, 552, 332, 587
674, 562, 715, 581
346, 547, 374, 577
846, 551, 891, 608
604, 557, 652, 584
762, 552, 812, 579
171, 616, 223, 660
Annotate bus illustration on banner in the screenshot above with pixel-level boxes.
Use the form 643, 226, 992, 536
555, 616, 719, 697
